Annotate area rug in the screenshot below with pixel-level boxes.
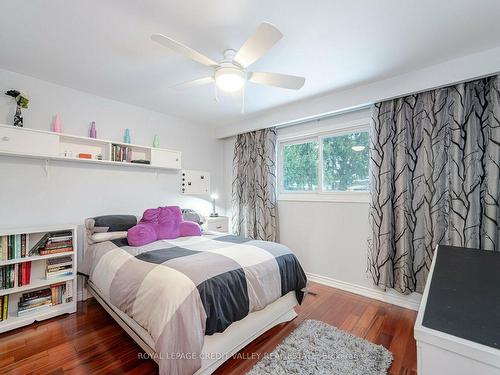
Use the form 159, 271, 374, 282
247, 319, 393, 375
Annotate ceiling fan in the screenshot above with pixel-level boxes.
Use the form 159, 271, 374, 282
151, 22, 305, 95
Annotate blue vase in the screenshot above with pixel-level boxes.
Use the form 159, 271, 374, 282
124, 128, 131, 144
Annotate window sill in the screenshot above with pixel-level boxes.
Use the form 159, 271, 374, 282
278, 192, 370, 203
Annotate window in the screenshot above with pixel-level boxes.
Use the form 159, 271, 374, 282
322, 131, 369, 192
282, 140, 318, 191
278, 126, 370, 201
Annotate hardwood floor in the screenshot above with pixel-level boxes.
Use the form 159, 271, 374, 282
0, 282, 417, 374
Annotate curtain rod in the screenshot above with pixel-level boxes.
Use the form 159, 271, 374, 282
274, 104, 371, 130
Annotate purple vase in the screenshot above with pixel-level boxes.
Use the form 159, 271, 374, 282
89, 121, 97, 138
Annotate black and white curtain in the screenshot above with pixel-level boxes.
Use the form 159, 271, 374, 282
368, 75, 500, 294
232, 127, 278, 241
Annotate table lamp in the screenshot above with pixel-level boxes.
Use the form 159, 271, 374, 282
210, 193, 219, 217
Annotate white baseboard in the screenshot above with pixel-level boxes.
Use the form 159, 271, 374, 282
306, 272, 421, 311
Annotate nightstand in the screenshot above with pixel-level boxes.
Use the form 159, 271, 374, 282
204, 216, 229, 233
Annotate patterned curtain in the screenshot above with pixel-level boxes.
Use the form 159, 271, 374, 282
232, 127, 278, 241
368, 75, 500, 294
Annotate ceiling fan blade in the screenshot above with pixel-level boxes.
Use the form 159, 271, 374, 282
249, 72, 305, 90
151, 34, 218, 68
233, 22, 283, 68
173, 76, 214, 90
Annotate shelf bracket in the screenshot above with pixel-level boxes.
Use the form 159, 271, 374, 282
43, 159, 50, 177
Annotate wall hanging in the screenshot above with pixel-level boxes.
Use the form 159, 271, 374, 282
4, 90, 29, 127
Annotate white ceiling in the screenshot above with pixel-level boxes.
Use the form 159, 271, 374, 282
1, 0, 500, 128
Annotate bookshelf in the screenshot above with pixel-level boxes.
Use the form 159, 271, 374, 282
0, 224, 77, 334
0, 124, 181, 170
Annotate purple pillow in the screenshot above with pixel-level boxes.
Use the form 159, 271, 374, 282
128, 206, 201, 246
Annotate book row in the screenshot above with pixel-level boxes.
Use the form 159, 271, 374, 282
17, 282, 73, 317
46, 256, 73, 280
111, 144, 132, 162
32, 231, 73, 256
0, 262, 31, 290
0, 234, 27, 260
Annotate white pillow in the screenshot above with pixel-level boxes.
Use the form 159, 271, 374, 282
91, 231, 128, 243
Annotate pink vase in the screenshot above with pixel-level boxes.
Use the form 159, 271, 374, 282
53, 114, 62, 133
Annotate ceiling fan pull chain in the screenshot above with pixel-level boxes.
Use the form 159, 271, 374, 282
214, 82, 219, 102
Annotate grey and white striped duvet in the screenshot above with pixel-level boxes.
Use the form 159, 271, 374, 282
79, 233, 307, 375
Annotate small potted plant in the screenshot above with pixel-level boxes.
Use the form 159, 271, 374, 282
5, 90, 29, 127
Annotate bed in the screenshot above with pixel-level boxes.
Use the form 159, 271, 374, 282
79, 215, 307, 375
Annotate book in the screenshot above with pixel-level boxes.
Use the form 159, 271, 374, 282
48, 231, 72, 239
18, 298, 51, 310
18, 295, 51, 308
2, 295, 8, 320
50, 283, 67, 305
39, 247, 73, 255
26, 262, 31, 284
66, 280, 73, 302
47, 265, 72, 273
20, 289, 51, 303
45, 240, 73, 250
47, 256, 72, 267
17, 303, 52, 317
7, 236, 12, 260
21, 234, 26, 258
48, 235, 72, 243
16, 235, 21, 259
111, 144, 133, 162
17, 262, 31, 287
46, 270, 73, 279
29, 232, 50, 256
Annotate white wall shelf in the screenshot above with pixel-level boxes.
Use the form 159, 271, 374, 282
0, 124, 182, 171
0, 225, 77, 334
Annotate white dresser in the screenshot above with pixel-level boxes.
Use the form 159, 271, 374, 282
414, 245, 500, 375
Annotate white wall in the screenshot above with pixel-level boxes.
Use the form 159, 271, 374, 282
0, 68, 225, 229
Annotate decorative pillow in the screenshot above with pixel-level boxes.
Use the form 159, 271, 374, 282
181, 209, 206, 225
92, 215, 138, 232
128, 206, 201, 247
85, 215, 138, 244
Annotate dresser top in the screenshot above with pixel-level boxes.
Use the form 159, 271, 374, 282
422, 245, 500, 349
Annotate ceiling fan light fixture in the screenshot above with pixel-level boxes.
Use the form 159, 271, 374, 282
215, 67, 246, 92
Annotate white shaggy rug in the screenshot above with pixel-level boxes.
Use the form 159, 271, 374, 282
247, 319, 393, 375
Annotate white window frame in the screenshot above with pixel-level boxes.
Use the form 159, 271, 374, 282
277, 119, 370, 203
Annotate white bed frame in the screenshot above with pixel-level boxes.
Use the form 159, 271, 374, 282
82, 235, 298, 375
